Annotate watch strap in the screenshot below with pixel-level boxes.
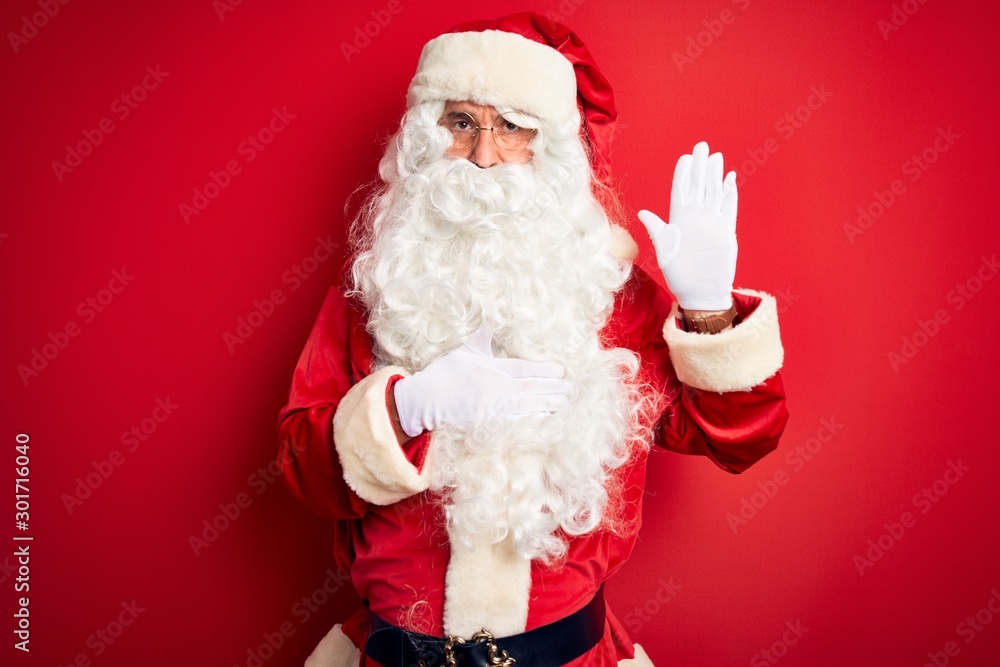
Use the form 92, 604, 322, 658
681, 303, 737, 334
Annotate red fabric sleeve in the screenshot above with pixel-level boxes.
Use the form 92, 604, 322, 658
276, 280, 440, 520
610, 266, 789, 474
277, 286, 368, 520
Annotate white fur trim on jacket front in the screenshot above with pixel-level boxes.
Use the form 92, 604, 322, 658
663, 289, 784, 393
407, 30, 579, 128
443, 536, 532, 638
333, 366, 431, 505
304, 624, 360, 667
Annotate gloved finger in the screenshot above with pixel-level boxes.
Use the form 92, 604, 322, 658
637, 208, 665, 234
638, 209, 681, 265
511, 377, 574, 397
689, 142, 710, 206
504, 392, 572, 416
670, 153, 692, 207
722, 170, 738, 230
494, 357, 566, 379
461, 321, 495, 357
707, 152, 724, 211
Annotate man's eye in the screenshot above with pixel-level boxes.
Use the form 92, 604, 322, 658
445, 114, 477, 133
500, 121, 521, 134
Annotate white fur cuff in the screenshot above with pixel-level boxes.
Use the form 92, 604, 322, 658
663, 289, 784, 393
333, 366, 431, 505
408, 30, 579, 128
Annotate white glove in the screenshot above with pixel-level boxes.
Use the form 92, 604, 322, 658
392, 324, 573, 437
637, 141, 738, 311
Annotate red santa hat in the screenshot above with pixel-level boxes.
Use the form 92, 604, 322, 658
406, 12, 619, 180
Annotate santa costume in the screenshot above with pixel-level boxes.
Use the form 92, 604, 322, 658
278, 12, 788, 667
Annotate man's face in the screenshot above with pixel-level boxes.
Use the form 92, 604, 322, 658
441, 100, 535, 167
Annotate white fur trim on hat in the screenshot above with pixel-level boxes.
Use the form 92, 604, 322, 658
304, 624, 360, 667
407, 30, 579, 128
663, 289, 784, 393
333, 366, 432, 505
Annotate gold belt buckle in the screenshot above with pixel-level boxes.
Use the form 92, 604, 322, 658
443, 629, 516, 667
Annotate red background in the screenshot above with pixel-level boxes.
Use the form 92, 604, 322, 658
3, 1, 999, 665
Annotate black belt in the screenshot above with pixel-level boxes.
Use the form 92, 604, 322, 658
364, 586, 606, 667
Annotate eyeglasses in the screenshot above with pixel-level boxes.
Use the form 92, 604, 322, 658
440, 111, 537, 151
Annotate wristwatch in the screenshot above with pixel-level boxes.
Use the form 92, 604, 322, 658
681, 303, 737, 334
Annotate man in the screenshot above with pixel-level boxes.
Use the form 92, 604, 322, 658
278, 13, 788, 667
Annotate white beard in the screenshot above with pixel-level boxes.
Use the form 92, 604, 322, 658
351, 105, 647, 562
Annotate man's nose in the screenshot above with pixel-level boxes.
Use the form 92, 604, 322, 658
469, 129, 501, 168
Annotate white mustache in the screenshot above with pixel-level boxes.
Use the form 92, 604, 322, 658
417, 158, 545, 227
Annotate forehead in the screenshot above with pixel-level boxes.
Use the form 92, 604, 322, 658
442, 100, 505, 119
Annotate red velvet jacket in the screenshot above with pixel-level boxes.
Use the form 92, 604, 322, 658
278, 265, 788, 665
